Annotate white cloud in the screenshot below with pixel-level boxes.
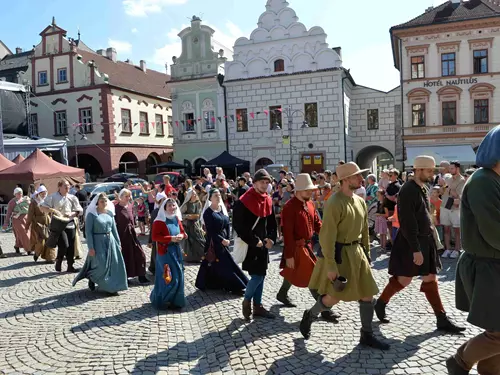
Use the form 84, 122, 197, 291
123, 0, 188, 17
131, 28, 138, 33
108, 39, 133, 54
151, 20, 244, 73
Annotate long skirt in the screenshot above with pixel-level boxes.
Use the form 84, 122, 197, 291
121, 225, 146, 278
73, 218, 83, 258
195, 245, 248, 293
31, 222, 55, 261
12, 215, 31, 252
150, 244, 185, 309
73, 233, 128, 294
182, 220, 205, 263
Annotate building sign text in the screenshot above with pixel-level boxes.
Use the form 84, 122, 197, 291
423, 77, 478, 88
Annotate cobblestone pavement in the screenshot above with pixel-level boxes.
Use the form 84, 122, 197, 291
0, 231, 480, 375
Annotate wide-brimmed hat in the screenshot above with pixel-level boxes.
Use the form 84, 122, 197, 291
414, 155, 438, 169
295, 173, 318, 192
336, 162, 370, 181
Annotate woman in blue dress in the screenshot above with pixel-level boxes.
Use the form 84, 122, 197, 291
150, 198, 188, 309
195, 189, 248, 295
73, 193, 128, 294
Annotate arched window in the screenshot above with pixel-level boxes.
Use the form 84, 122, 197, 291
274, 59, 285, 72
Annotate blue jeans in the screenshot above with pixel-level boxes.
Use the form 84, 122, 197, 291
391, 227, 399, 243
244, 274, 265, 305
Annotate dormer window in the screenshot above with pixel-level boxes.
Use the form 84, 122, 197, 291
274, 59, 284, 72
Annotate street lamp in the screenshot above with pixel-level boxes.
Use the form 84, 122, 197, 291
65, 126, 87, 168
272, 105, 309, 171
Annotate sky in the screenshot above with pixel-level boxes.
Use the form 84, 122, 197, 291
1, 0, 447, 92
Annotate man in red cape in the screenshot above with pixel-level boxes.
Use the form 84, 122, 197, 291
233, 169, 277, 320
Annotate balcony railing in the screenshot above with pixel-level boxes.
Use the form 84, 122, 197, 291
405, 123, 496, 136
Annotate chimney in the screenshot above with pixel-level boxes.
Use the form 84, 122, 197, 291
425, 6, 434, 12
140, 60, 147, 72
15, 47, 22, 54
96, 49, 106, 56
451, 0, 460, 3
106, 47, 117, 62
332, 47, 342, 59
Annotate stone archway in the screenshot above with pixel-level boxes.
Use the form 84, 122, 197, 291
69, 154, 103, 180
356, 146, 394, 174
146, 152, 161, 175
255, 157, 274, 171
193, 158, 207, 176
119, 152, 139, 174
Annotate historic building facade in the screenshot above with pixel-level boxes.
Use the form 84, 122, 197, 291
21, 18, 173, 179
168, 16, 228, 173
391, 0, 500, 166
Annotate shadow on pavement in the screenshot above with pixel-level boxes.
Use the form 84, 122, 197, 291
0, 271, 60, 289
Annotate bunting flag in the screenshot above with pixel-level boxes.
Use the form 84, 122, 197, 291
217, 116, 222, 122
197, 117, 202, 122
187, 119, 192, 125
151, 121, 155, 128
250, 112, 255, 119
256, 111, 261, 115
175, 121, 179, 127
224, 115, 228, 118
236, 114, 242, 121
140, 122, 145, 130
263, 110, 269, 116
230, 115, 235, 122
134, 122, 139, 127
276, 108, 283, 113
211, 116, 216, 123
181, 120, 185, 126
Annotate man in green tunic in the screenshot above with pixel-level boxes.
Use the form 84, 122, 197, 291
446, 125, 500, 375
299, 162, 390, 350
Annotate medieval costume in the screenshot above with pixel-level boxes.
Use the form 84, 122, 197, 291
150, 199, 188, 309
180, 190, 205, 263
195, 189, 248, 294
147, 192, 167, 275
446, 125, 500, 375
276, 174, 339, 322
115, 190, 148, 283
300, 162, 389, 350
73, 195, 128, 294
375, 156, 465, 334
5, 188, 31, 254
26, 186, 55, 262
232, 169, 277, 320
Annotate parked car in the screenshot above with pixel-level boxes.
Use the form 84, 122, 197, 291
89, 182, 125, 201
154, 172, 181, 187
105, 173, 139, 183
127, 178, 148, 186
79, 182, 100, 198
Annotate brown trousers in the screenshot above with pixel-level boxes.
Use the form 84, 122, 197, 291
456, 331, 500, 375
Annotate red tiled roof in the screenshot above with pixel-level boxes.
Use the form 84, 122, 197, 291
78, 49, 171, 100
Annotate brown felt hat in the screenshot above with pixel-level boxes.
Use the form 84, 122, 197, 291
253, 169, 272, 182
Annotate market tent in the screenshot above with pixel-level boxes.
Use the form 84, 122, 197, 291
12, 154, 25, 164
202, 151, 250, 179
2, 136, 69, 164
0, 154, 15, 171
0, 149, 84, 196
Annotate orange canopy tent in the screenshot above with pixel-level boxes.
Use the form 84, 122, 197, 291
0, 149, 85, 196
0, 154, 15, 171
11, 154, 25, 164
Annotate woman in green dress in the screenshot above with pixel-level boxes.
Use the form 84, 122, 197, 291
180, 190, 206, 263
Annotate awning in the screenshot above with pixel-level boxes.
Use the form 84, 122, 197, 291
406, 145, 476, 165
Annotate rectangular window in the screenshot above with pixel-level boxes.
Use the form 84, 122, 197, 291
411, 56, 425, 79
236, 109, 248, 132
304, 103, 318, 128
139, 112, 149, 134
54, 110, 67, 135
155, 114, 164, 136
203, 110, 216, 130
367, 109, 379, 130
441, 53, 456, 77
269, 105, 282, 130
473, 49, 488, 74
412, 103, 425, 127
57, 68, 67, 83
474, 99, 489, 124
184, 113, 195, 132
167, 115, 173, 137
38, 71, 47, 85
79, 108, 93, 133
30, 113, 38, 136
121, 109, 132, 133
442, 101, 457, 126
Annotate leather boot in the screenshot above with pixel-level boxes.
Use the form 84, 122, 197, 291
359, 330, 390, 350
276, 292, 296, 307
300, 309, 314, 340
14, 246, 20, 254
242, 299, 252, 320
55, 259, 62, 272
437, 313, 466, 333
374, 299, 390, 323
445, 356, 469, 375
253, 304, 275, 319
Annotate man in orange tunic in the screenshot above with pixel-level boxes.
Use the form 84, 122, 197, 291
276, 174, 339, 322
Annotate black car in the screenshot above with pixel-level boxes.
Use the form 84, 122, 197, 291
104, 173, 139, 183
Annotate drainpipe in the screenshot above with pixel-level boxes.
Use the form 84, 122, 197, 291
217, 74, 229, 152
341, 75, 348, 162
399, 37, 406, 171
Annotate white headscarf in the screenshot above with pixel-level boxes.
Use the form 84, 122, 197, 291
180, 188, 194, 211
32, 185, 48, 203
85, 194, 116, 221
201, 188, 228, 226
154, 192, 167, 209
155, 198, 182, 223
13, 187, 23, 196
118, 188, 132, 202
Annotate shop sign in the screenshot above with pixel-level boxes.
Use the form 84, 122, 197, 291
423, 77, 478, 88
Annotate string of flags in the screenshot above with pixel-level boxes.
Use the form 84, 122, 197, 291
69, 108, 286, 130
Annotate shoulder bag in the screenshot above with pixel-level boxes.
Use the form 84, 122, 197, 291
232, 217, 260, 264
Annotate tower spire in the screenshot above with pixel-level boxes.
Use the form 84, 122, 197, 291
52, 16, 56, 26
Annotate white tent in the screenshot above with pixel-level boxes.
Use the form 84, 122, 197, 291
2, 136, 68, 164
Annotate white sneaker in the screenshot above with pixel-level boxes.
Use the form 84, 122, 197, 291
441, 250, 452, 258
449, 251, 460, 259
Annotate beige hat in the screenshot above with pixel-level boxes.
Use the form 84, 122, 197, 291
414, 155, 438, 169
295, 173, 318, 192
336, 162, 370, 181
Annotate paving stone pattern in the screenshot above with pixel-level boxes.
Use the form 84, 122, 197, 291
0, 232, 479, 375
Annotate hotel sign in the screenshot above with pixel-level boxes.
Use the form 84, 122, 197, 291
423, 77, 478, 88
